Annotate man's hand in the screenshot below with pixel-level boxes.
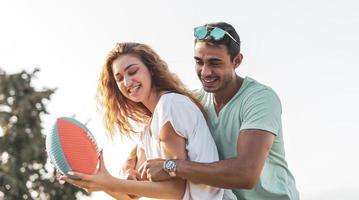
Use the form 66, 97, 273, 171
138, 158, 171, 181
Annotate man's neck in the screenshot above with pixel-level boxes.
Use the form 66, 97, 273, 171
213, 75, 243, 114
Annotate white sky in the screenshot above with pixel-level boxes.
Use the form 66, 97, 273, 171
1, 0, 358, 199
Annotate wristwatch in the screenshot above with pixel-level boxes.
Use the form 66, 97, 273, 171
163, 159, 177, 177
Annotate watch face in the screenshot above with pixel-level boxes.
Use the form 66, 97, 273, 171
165, 160, 175, 170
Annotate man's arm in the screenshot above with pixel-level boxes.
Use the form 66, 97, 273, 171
142, 129, 274, 189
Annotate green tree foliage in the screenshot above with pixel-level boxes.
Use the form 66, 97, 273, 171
0, 68, 87, 200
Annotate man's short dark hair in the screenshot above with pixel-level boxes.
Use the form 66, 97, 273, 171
196, 22, 241, 60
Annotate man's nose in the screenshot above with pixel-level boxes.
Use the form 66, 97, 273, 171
201, 64, 212, 77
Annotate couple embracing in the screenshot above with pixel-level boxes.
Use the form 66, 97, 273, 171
62, 22, 299, 200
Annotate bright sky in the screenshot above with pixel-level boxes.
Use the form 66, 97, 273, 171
1, 0, 358, 199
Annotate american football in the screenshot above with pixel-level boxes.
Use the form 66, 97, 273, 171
46, 117, 100, 179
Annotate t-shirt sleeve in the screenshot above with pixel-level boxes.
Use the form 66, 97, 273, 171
157, 96, 199, 139
240, 89, 282, 136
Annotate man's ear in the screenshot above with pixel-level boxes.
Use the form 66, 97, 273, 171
233, 53, 243, 69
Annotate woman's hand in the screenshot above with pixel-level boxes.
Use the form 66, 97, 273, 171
60, 151, 114, 193
122, 167, 142, 181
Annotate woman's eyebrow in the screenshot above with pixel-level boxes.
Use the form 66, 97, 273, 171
114, 63, 137, 77
124, 63, 137, 71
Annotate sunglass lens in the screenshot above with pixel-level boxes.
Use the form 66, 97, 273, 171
194, 26, 208, 39
210, 27, 226, 40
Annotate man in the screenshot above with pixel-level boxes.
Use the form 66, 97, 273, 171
125, 22, 299, 200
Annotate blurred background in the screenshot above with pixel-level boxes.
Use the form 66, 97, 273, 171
1, 0, 358, 199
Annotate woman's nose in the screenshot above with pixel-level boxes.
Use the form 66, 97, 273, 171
123, 75, 132, 87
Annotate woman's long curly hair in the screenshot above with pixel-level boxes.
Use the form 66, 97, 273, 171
97, 42, 205, 138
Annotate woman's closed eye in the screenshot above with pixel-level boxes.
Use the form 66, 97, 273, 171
128, 69, 138, 76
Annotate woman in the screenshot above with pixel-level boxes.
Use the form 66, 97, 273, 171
62, 42, 236, 200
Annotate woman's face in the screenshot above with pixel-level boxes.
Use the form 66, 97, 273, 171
112, 54, 153, 103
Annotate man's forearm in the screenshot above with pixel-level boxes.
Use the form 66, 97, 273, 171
175, 131, 273, 189
176, 158, 258, 189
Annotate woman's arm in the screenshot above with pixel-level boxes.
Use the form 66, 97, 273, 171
120, 144, 138, 179
63, 121, 187, 199
105, 190, 134, 200
120, 145, 146, 181
115, 121, 187, 198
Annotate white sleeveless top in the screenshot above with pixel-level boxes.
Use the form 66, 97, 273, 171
139, 93, 231, 200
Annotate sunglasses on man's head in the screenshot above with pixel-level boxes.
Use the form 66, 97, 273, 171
194, 25, 240, 45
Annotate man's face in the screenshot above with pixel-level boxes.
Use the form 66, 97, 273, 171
194, 41, 238, 93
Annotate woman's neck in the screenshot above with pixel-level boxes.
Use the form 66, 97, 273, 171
142, 89, 164, 113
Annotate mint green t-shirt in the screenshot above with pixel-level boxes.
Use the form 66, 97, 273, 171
197, 77, 299, 200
